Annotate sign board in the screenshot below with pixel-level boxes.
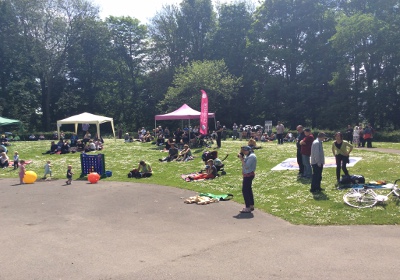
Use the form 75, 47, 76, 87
265, 120, 273, 133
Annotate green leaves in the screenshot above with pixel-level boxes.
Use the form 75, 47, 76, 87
162, 60, 242, 113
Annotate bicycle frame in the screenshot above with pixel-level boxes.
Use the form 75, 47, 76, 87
343, 179, 400, 208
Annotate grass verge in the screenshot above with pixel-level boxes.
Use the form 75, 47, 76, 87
1, 139, 400, 225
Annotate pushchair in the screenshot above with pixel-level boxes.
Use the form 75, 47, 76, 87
202, 151, 228, 175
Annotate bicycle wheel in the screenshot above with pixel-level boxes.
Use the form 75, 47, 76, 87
343, 189, 377, 208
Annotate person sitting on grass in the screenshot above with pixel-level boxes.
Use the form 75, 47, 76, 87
176, 144, 193, 162
42, 141, 59, 155
1, 135, 10, 146
128, 160, 153, 178
159, 143, 178, 162
70, 133, 78, 147
143, 131, 152, 142
187, 159, 217, 181
156, 134, 165, 146
29, 134, 36, 141
84, 140, 96, 152
248, 136, 262, 149
60, 141, 70, 154
124, 133, 132, 143
83, 131, 91, 144
0, 152, 9, 169
165, 137, 174, 151
76, 140, 85, 152
95, 140, 103, 150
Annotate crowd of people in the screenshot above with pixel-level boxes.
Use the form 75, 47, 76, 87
1, 120, 379, 213
345, 123, 375, 148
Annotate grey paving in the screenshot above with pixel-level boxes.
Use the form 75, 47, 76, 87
0, 178, 398, 280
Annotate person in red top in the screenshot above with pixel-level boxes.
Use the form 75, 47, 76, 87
299, 128, 314, 178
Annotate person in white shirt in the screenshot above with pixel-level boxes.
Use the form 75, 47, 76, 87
310, 132, 326, 193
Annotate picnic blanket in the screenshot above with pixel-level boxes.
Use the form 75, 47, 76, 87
271, 157, 362, 171
338, 183, 395, 190
181, 173, 203, 182
8, 160, 32, 167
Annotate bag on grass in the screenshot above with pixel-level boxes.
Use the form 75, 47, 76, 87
339, 175, 352, 185
350, 175, 365, 184
128, 168, 139, 178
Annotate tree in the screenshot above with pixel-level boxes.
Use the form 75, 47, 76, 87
161, 60, 242, 122
249, 0, 337, 128
106, 16, 150, 129
178, 0, 216, 62
210, 2, 252, 77
10, 0, 99, 131
330, 12, 394, 127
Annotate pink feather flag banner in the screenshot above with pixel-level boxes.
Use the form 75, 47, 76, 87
200, 90, 208, 135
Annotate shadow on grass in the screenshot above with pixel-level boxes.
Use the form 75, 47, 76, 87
297, 177, 311, 184
149, 146, 164, 151
312, 192, 329, 201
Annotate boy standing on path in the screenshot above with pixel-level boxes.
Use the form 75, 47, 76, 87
66, 165, 73, 185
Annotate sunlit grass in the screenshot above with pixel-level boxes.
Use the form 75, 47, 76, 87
1, 139, 400, 225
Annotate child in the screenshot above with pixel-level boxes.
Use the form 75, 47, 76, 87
43, 160, 52, 179
187, 159, 217, 181
13, 151, 19, 170
19, 160, 26, 184
66, 165, 73, 185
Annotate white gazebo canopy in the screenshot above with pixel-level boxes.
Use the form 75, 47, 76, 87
56, 112, 115, 140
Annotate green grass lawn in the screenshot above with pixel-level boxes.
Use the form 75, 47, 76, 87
1, 139, 400, 225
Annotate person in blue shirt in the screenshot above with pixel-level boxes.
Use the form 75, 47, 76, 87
238, 146, 257, 213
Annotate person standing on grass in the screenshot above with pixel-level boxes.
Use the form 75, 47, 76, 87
216, 121, 223, 148
345, 124, 353, 144
238, 146, 257, 213
300, 128, 314, 179
353, 125, 360, 148
310, 132, 326, 193
363, 124, 374, 148
239, 124, 244, 141
276, 121, 285, 144
232, 123, 238, 140
296, 125, 305, 177
13, 151, 19, 170
332, 132, 353, 183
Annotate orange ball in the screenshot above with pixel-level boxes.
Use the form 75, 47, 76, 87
88, 172, 100, 184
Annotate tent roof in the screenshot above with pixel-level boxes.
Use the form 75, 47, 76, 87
57, 112, 113, 125
0, 116, 21, 126
155, 104, 215, 120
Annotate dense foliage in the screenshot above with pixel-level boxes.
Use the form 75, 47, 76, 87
1, 0, 400, 132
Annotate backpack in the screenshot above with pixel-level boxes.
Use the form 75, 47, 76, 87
350, 175, 365, 184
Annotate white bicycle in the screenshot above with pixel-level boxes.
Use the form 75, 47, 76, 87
343, 180, 400, 208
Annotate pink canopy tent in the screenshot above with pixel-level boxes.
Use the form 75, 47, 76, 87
155, 104, 216, 131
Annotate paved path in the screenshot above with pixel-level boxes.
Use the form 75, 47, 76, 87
356, 146, 400, 154
0, 178, 399, 280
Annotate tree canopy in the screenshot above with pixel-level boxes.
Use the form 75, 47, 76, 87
1, 0, 400, 132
